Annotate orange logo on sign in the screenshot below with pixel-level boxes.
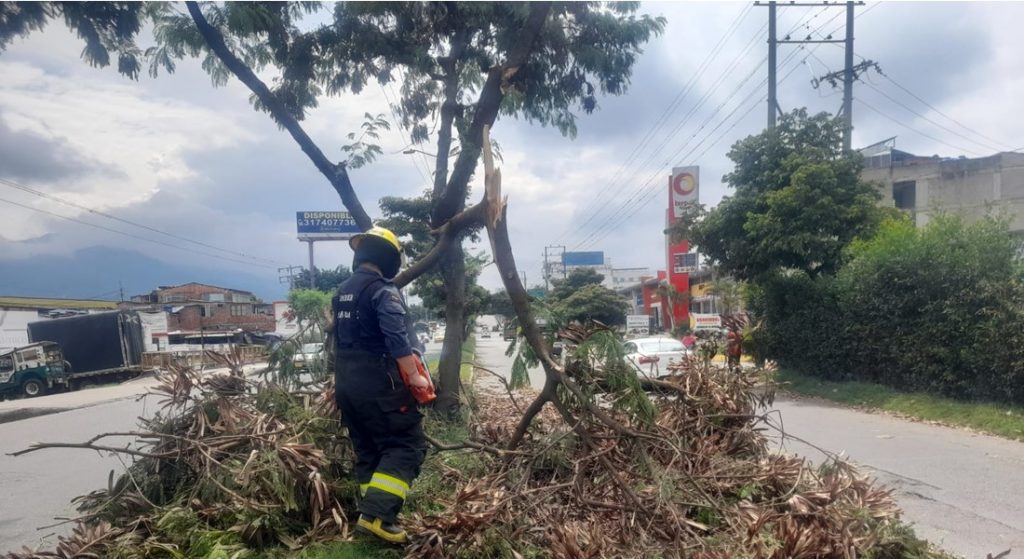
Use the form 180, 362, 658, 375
672, 173, 696, 196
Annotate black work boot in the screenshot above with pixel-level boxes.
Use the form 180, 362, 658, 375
356, 514, 408, 544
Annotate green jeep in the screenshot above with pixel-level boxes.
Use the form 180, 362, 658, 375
0, 342, 66, 398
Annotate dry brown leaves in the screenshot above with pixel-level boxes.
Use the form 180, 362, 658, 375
4, 366, 355, 559
407, 360, 913, 559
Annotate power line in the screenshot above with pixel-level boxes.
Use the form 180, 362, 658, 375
577, 35, 833, 250
0, 177, 284, 266
564, 5, 834, 249
854, 98, 984, 156
554, 2, 756, 244
0, 196, 279, 270
861, 81, 999, 154
564, 33, 769, 247
575, 44, 812, 250
875, 72, 1016, 152
573, 64, 765, 251
379, 79, 433, 188
815, 2, 1016, 152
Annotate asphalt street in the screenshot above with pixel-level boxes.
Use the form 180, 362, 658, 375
0, 395, 154, 552
471, 335, 1024, 559
0, 364, 264, 553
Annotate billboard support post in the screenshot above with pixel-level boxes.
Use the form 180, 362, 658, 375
307, 240, 316, 289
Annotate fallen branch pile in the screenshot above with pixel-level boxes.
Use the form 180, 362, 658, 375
4, 347, 948, 559
5, 364, 353, 559
405, 355, 939, 559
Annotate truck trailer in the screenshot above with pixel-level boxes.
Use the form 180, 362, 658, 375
27, 310, 147, 390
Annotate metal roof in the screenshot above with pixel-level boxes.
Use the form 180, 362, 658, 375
0, 296, 120, 311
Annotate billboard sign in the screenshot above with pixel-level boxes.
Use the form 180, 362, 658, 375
296, 211, 361, 241
690, 313, 722, 331
562, 251, 604, 267
626, 314, 650, 337
669, 166, 699, 221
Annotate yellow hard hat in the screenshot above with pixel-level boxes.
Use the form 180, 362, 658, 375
350, 226, 401, 253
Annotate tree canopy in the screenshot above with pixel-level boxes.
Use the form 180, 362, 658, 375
556, 283, 629, 326
548, 267, 605, 301
295, 265, 352, 293
690, 110, 888, 280
0, 0, 664, 415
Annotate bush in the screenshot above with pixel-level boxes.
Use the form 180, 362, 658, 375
756, 214, 1024, 404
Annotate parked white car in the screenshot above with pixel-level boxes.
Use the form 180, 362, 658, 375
623, 337, 690, 378
292, 342, 324, 369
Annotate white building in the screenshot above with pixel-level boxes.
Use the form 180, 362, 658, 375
0, 297, 120, 352
610, 267, 653, 290
274, 301, 300, 338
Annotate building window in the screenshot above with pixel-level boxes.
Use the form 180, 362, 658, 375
205, 293, 225, 302
893, 181, 916, 210
230, 304, 251, 316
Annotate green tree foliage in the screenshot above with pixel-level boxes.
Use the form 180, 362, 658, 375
287, 288, 331, 328
754, 215, 1024, 404
557, 284, 630, 326
294, 265, 352, 293
3, 1, 664, 416
379, 192, 488, 334
486, 289, 515, 322
692, 109, 888, 280
548, 268, 605, 301
0, 2, 147, 76
541, 268, 627, 327
708, 277, 745, 315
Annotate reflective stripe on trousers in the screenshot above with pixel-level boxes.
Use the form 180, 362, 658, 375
368, 472, 410, 500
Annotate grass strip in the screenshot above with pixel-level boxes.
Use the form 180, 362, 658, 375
778, 369, 1024, 440
425, 336, 476, 384
460, 335, 476, 383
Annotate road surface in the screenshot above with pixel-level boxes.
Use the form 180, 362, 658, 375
0, 364, 264, 552
471, 335, 1024, 558
0, 396, 153, 552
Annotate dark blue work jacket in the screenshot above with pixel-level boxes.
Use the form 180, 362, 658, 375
333, 268, 413, 359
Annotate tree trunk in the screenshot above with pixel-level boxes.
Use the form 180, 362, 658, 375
434, 244, 467, 417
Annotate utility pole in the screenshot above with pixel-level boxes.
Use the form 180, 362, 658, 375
842, 1, 855, 151
767, 0, 778, 130
278, 265, 302, 290
542, 245, 566, 290
813, 59, 879, 151
757, 1, 863, 138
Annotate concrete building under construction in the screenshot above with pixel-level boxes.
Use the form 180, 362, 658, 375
860, 139, 1024, 235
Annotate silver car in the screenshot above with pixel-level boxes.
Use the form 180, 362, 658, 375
623, 337, 690, 378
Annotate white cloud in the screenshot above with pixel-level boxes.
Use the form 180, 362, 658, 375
1, 1, 1022, 296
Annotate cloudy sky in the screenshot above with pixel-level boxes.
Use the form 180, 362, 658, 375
1, 1, 1021, 301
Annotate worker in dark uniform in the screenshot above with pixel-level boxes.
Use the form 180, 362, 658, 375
332, 226, 427, 543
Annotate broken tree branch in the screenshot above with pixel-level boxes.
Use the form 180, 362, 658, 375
424, 434, 531, 457
184, 1, 372, 231
433, 2, 552, 226
393, 200, 487, 288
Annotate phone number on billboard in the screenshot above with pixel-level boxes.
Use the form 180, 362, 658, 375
297, 219, 356, 227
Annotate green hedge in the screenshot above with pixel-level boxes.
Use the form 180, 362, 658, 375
752, 215, 1024, 404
